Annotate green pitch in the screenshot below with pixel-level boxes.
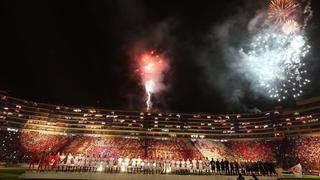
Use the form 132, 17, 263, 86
279, 174, 320, 180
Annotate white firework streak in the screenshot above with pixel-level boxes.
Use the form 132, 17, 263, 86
240, 29, 310, 101
145, 80, 154, 111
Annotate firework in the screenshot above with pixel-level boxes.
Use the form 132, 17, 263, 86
145, 80, 154, 111
282, 19, 300, 34
268, 0, 299, 25
240, 31, 310, 101
137, 51, 168, 111
238, 0, 311, 101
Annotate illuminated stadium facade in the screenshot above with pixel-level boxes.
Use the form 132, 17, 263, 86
1, 93, 320, 140
1, 92, 320, 173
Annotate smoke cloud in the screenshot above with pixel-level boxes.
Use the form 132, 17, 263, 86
196, 2, 267, 112
197, 0, 312, 112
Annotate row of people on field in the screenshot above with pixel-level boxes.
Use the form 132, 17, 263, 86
29, 151, 276, 175
209, 159, 276, 176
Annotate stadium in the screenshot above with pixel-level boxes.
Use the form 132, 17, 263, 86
0, 92, 320, 179
2, 0, 320, 179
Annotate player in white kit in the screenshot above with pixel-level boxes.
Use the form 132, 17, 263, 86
164, 156, 170, 173
131, 158, 136, 173
192, 158, 197, 174
58, 153, 66, 171
176, 159, 181, 174
66, 153, 74, 171
73, 154, 80, 172
79, 154, 86, 172
117, 157, 123, 172
137, 156, 142, 173
124, 156, 130, 172
198, 158, 204, 174
187, 159, 192, 173
205, 157, 211, 174
90, 155, 95, 172
170, 159, 176, 174
102, 155, 108, 173
151, 158, 156, 174
143, 158, 150, 174
108, 157, 114, 172
181, 159, 186, 174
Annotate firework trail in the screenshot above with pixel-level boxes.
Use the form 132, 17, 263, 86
145, 80, 154, 111
239, 0, 312, 101
136, 51, 168, 111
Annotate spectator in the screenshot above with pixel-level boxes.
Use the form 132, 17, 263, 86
237, 173, 245, 180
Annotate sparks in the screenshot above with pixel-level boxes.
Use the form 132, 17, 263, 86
137, 51, 168, 111
282, 19, 300, 34
240, 31, 310, 101
268, 0, 299, 25
238, 0, 311, 101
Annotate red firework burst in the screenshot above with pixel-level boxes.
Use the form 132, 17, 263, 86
268, 0, 299, 25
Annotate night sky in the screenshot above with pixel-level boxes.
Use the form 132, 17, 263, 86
1, 0, 320, 114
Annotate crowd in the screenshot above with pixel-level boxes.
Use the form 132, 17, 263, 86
226, 141, 277, 162
147, 139, 202, 160
0, 130, 319, 174
194, 139, 277, 162
63, 136, 145, 158
62, 136, 200, 160
20, 131, 71, 154
289, 136, 320, 171
194, 139, 228, 160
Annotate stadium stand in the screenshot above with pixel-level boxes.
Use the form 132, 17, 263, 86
0, 93, 320, 172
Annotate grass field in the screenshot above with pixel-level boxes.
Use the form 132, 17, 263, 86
0, 167, 320, 180
0, 167, 26, 180
278, 174, 320, 180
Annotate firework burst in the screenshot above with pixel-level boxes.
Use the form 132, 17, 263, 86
238, 0, 311, 101
240, 31, 310, 101
282, 19, 300, 34
268, 0, 299, 25
136, 51, 168, 111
